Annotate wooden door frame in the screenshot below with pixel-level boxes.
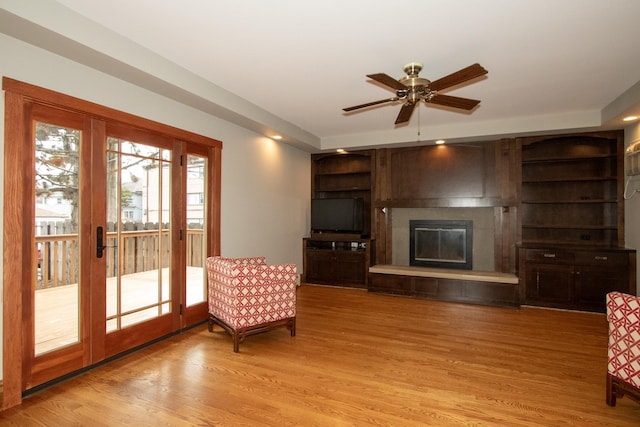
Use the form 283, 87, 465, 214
2, 77, 222, 409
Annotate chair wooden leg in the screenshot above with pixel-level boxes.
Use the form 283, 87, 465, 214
207, 315, 215, 332
233, 330, 240, 353
289, 317, 296, 337
607, 373, 616, 406
607, 372, 625, 406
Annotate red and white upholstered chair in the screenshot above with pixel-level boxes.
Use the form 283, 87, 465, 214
606, 291, 640, 406
206, 256, 297, 352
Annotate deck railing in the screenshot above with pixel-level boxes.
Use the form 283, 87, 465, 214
36, 228, 204, 290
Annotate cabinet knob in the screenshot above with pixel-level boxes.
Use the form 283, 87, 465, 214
595, 256, 608, 261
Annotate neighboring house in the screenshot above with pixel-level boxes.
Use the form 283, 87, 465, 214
35, 206, 70, 235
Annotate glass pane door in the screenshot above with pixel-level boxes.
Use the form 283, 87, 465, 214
34, 122, 81, 355
186, 154, 207, 306
105, 138, 172, 332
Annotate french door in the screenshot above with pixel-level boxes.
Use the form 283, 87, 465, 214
27, 106, 91, 387
13, 99, 216, 392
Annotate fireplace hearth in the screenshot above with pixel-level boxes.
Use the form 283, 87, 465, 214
409, 220, 473, 270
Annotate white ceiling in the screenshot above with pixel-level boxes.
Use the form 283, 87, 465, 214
10, 1, 640, 151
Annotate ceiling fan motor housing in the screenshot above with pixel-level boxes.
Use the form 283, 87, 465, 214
399, 62, 433, 103
403, 62, 423, 76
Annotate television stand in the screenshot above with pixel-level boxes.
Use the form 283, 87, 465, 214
310, 232, 363, 241
302, 237, 374, 288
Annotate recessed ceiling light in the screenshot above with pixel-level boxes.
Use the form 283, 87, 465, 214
623, 116, 638, 122
272, 135, 282, 140
336, 148, 346, 153
435, 139, 445, 145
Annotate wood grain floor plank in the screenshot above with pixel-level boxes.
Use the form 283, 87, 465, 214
1, 284, 639, 425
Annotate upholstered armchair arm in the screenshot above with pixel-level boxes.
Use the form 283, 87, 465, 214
606, 291, 640, 404
606, 291, 640, 333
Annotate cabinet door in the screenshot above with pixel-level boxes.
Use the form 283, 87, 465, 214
305, 250, 336, 284
335, 251, 366, 285
525, 263, 574, 306
574, 266, 627, 311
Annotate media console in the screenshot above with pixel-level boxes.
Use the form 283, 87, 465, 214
302, 236, 374, 288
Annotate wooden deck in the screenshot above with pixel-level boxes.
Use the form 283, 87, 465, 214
3, 284, 639, 425
35, 267, 206, 354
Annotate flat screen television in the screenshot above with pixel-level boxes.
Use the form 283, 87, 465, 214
311, 198, 364, 234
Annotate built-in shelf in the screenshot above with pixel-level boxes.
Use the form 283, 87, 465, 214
522, 200, 617, 204
523, 177, 617, 184
517, 131, 633, 312
522, 224, 618, 230
519, 132, 623, 247
308, 150, 375, 288
522, 154, 616, 163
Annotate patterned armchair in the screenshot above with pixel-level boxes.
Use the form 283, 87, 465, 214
606, 291, 640, 406
206, 256, 297, 352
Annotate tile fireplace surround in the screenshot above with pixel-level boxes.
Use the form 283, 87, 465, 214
392, 207, 495, 272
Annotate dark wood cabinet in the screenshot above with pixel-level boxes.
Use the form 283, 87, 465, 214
303, 238, 374, 288
518, 246, 636, 312
575, 264, 628, 309
525, 262, 574, 305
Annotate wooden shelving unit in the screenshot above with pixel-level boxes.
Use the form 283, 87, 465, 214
312, 150, 374, 236
520, 132, 622, 247
306, 149, 375, 287
517, 131, 635, 312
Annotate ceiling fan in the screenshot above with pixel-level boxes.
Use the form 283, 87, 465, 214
343, 62, 488, 125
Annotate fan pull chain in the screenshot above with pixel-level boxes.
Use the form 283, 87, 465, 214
416, 104, 421, 142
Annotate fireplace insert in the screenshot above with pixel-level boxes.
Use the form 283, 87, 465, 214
409, 220, 473, 270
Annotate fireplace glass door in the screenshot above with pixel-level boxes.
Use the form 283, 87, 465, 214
410, 220, 473, 270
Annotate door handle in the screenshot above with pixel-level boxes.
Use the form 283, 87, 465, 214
97, 226, 105, 258
96, 226, 117, 258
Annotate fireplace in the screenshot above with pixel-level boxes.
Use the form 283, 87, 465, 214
409, 220, 473, 270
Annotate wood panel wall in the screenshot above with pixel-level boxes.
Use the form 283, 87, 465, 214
373, 140, 519, 273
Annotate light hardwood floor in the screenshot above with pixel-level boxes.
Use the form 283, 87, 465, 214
1, 284, 639, 426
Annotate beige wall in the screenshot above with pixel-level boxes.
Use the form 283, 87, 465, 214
0, 33, 311, 381
624, 121, 640, 295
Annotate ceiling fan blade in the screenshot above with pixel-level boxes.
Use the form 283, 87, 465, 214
429, 94, 481, 110
343, 98, 397, 112
395, 102, 416, 124
428, 63, 488, 92
367, 73, 407, 91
